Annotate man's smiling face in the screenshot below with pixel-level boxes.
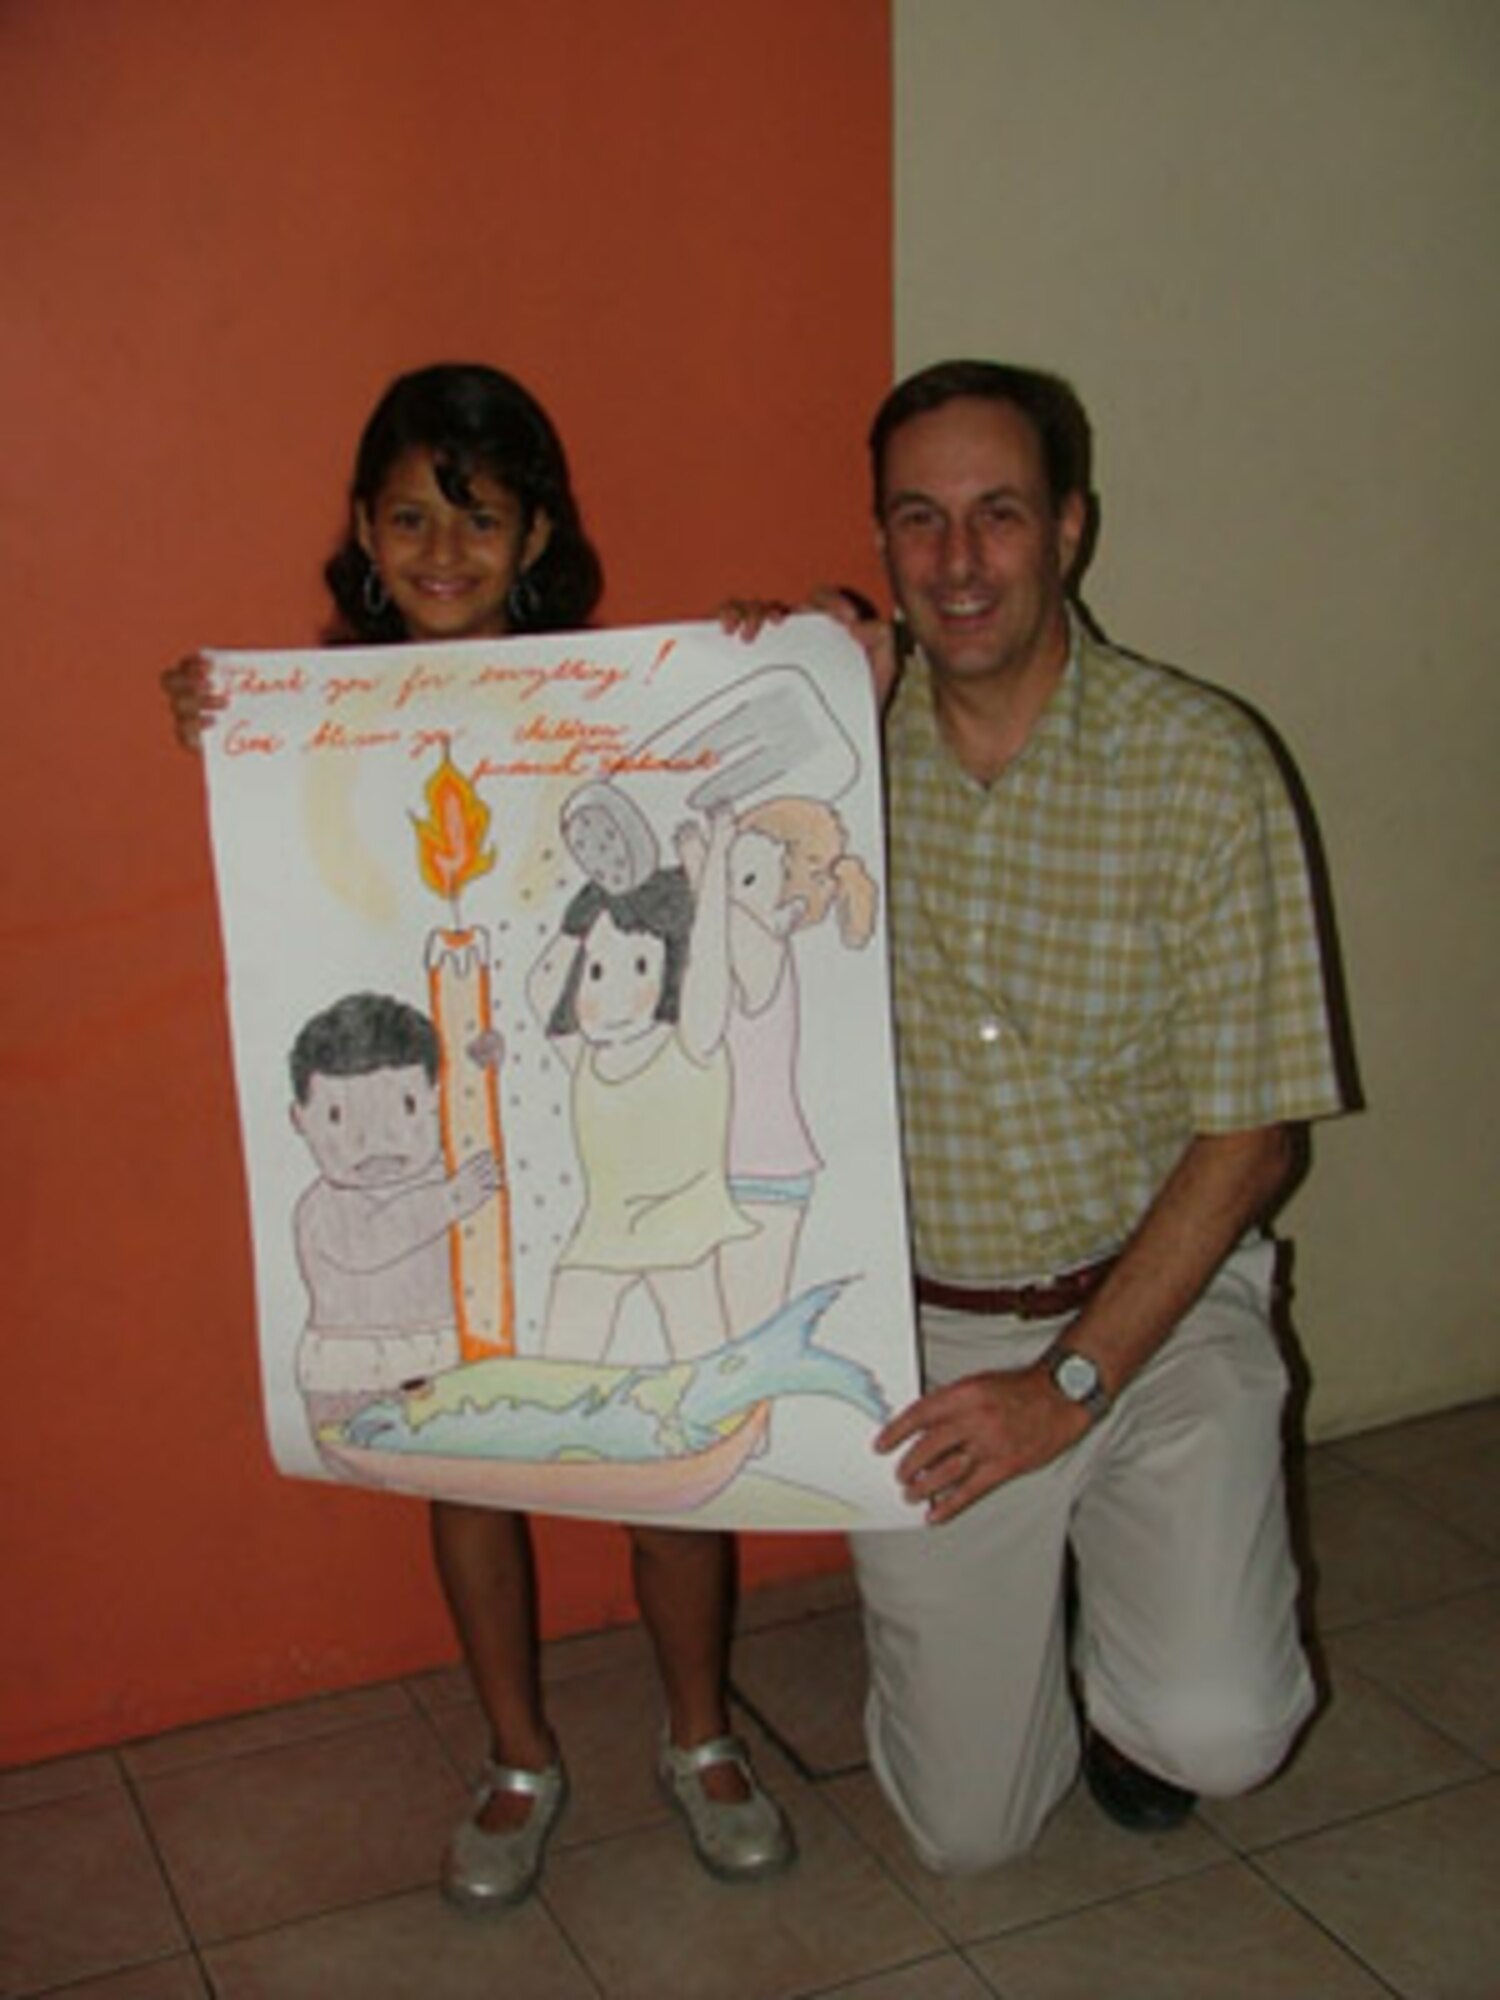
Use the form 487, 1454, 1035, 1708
878, 394, 1084, 691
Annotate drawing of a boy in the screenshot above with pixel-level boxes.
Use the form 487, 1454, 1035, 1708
288, 991, 501, 1431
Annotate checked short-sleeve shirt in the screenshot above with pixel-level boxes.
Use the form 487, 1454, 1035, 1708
886, 620, 1344, 1283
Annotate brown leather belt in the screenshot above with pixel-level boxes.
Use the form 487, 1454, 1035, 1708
914, 1255, 1117, 1321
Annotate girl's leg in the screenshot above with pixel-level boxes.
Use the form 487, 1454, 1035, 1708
717, 1201, 804, 1336
631, 1524, 748, 1802
541, 1267, 634, 1359
633, 1523, 796, 1877
648, 1254, 727, 1360
429, 1500, 555, 1831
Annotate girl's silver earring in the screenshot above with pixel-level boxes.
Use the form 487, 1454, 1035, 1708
506, 571, 541, 629
363, 564, 390, 617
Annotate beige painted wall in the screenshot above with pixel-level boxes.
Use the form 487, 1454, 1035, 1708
892, 0, 1500, 1435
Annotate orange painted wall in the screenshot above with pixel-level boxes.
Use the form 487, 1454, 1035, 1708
1, 1, 891, 1763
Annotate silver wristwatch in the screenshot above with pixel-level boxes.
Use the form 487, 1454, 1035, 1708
1047, 1345, 1112, 1422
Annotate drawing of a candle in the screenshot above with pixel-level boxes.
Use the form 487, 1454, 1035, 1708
412, 744, 514, 1359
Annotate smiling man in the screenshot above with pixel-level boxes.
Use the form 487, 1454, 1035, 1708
840, 360, 1349, 1872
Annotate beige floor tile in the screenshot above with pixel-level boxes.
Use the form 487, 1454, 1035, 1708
1331, 1586, 1500, 1766
402, 1661, 473, 1716
969, 1861, 1387, 1998
1331, 1398, 1500, 1479
135, 1716, 466, 1943
545, 1786, 941, 2000
536, 1663, 685, 1842
824, 1769, 1228, 1944
1301, 1466, 1499, 1632
0, 1790, 186, 1997
206, 1887, 595, 1999
1201, 1657, 1482, 1850
121, 1681, 415, 1777
1381, 1441, 1500, 1554
1258, 1776, 1500, 1999
817, 1954, 998, 1999
35, 1960, 210, 1998
1293, 1440, 1366, 1491
0, 1749, 122, 1811
732, 1606, 869, 1775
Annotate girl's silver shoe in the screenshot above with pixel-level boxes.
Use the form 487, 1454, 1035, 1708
657, 1732, 796, 1882
442, 1757, 569, 1913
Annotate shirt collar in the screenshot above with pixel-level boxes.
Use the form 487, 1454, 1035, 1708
890, 608, 1108, 779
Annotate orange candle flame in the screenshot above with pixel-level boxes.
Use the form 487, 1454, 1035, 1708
412, 743, 496, 913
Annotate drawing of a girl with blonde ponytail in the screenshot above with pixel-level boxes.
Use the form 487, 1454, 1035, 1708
682, 795, 878, 1337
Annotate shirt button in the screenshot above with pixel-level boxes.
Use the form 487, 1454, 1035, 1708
977, 1016, 1003, 1045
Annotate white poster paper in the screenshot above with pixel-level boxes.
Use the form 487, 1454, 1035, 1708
203, 618, 920, 1530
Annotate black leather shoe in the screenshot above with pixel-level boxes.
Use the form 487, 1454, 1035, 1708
1083, 1731, 1197, 1833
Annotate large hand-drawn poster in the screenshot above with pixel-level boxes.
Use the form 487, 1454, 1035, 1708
203, 618, 920, 1531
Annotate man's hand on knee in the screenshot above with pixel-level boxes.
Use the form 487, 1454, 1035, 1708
875, 1365, 1090, 1524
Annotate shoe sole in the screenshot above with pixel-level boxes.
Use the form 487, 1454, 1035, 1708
442, 1874, 539, 1917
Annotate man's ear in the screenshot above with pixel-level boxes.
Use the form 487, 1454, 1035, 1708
1057, 490, 1088, 581
289, 1101, 306, 1137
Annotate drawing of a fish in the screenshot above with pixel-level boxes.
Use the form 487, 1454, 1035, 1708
340, 1280, 884, 1465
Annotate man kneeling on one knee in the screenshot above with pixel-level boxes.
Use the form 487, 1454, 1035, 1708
781, 361, 1346, 1874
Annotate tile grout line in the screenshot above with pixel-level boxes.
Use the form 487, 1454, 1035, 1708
1238, 1844, 1408, 1999
112, 1744, 220, 1998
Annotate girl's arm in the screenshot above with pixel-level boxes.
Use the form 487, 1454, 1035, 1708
676, 807, 735, 1063
727, 897, 784, 1012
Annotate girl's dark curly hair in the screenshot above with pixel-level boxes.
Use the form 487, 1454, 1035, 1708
324, 363, 603, 644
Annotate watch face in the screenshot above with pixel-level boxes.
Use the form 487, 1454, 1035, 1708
1055, 1351, 1100, 1401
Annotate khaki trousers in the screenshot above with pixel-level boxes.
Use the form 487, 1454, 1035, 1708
851, 1241, 1313, 1874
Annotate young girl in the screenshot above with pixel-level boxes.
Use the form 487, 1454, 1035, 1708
163, 364, 793, 1909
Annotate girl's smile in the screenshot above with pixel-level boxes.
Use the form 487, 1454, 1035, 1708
357, 445, 550, 643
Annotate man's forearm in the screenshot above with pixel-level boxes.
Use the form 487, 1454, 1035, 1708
1054, 1124, 1296, 1401
876, 1124, 1298, 1521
